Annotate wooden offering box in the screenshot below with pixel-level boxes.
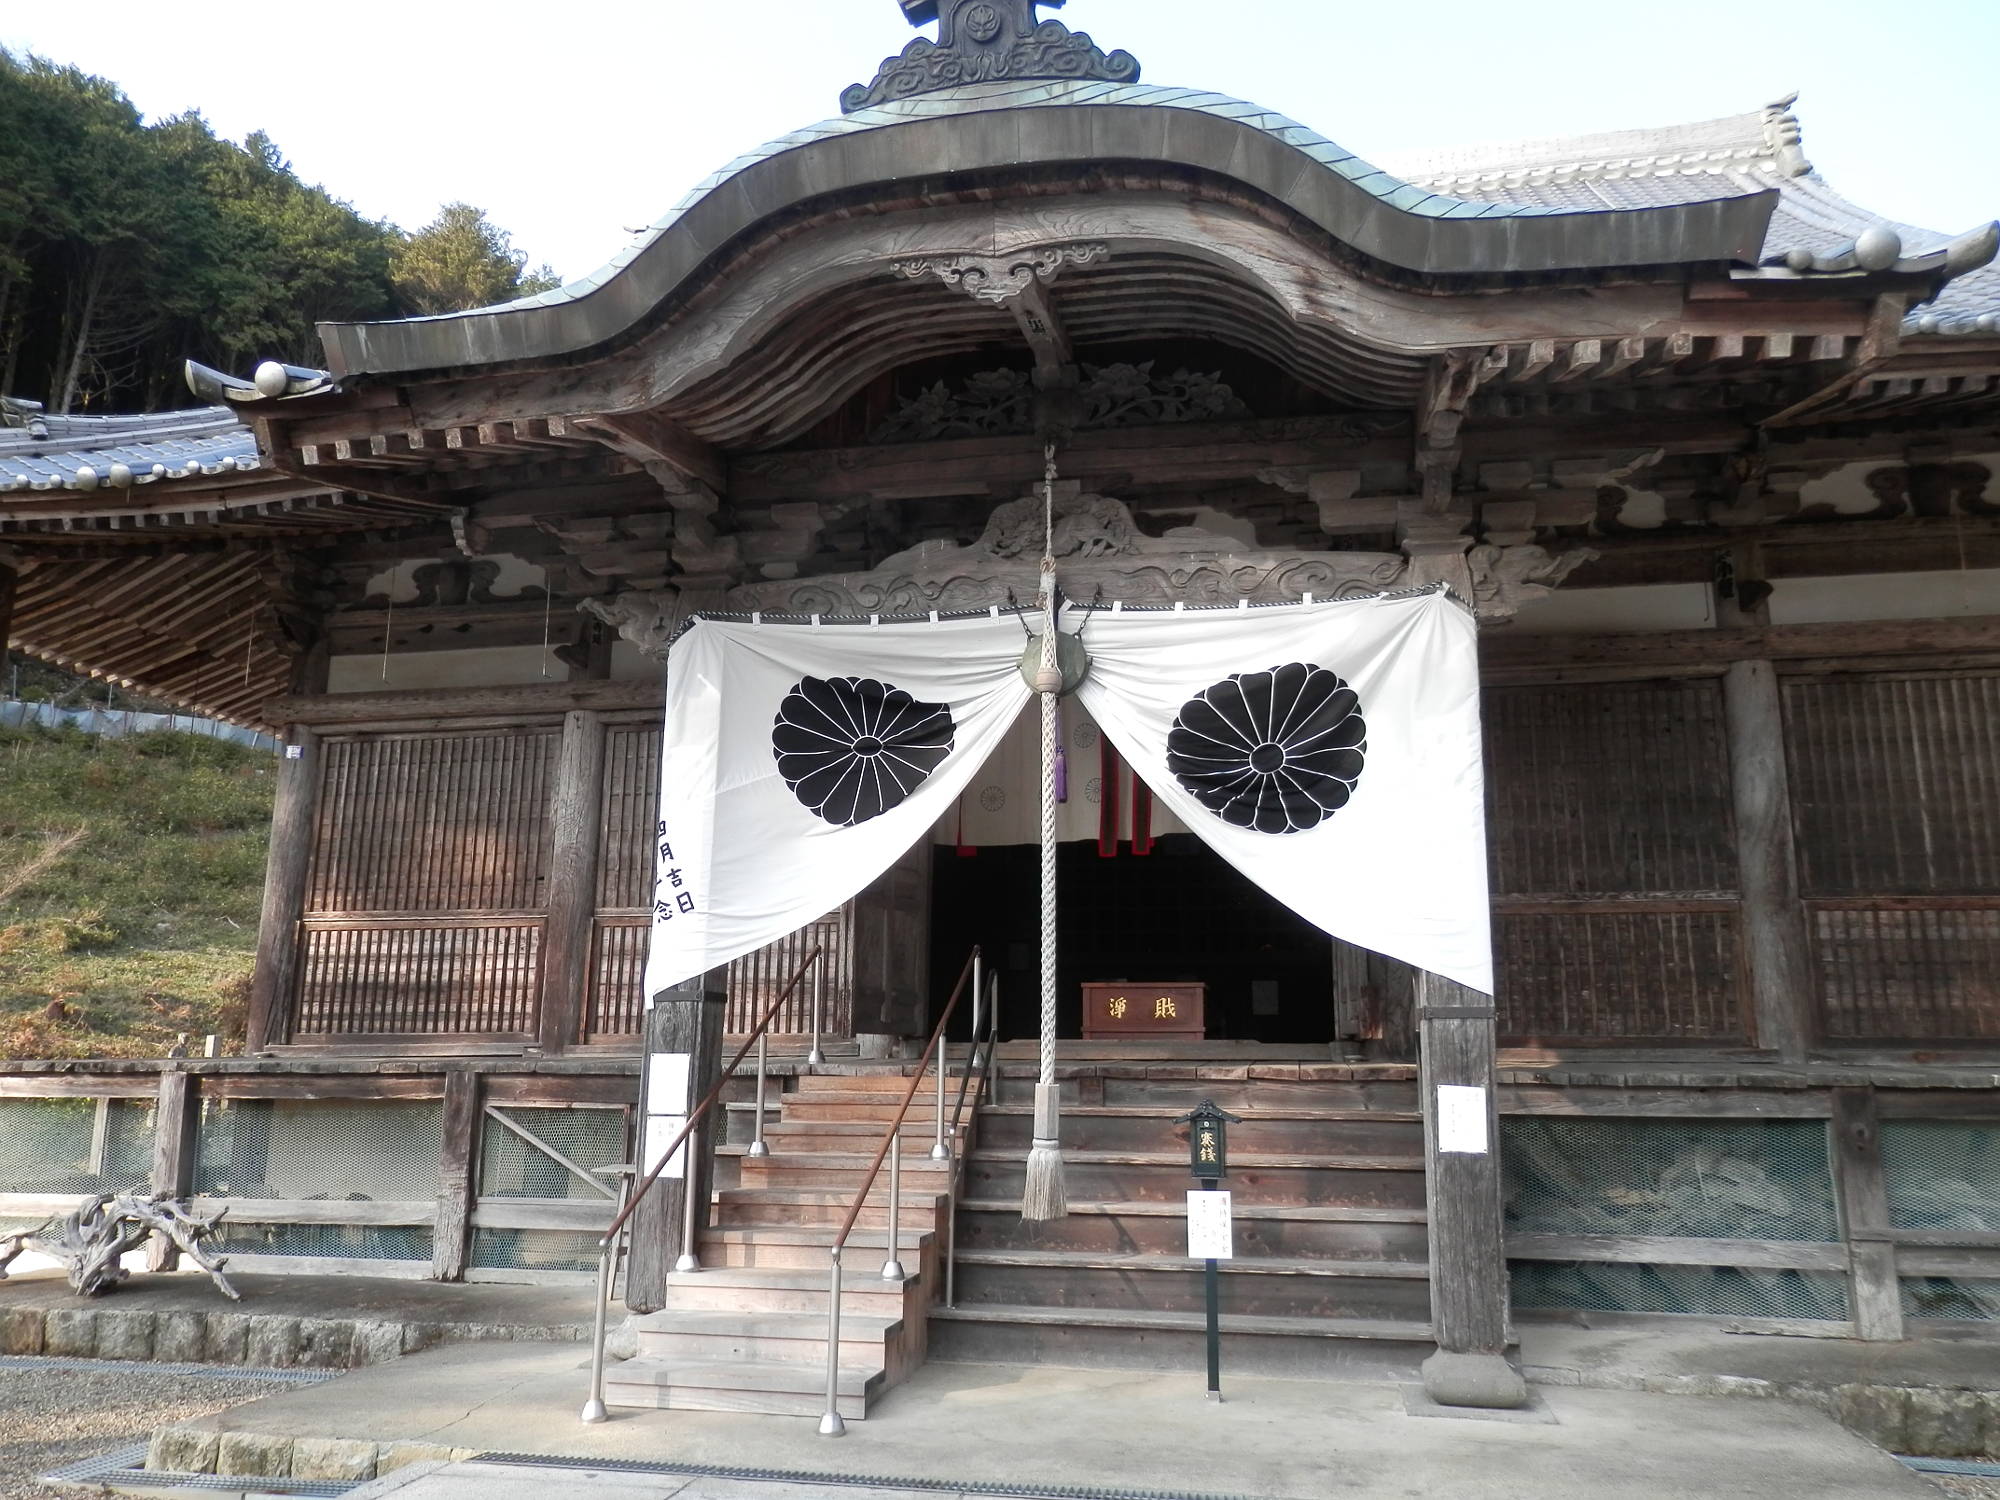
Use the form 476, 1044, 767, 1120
1082, 982, 1206, 1041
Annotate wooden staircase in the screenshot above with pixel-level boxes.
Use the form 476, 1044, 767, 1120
930, 1062, 1439, 1382
607, 1069, 951, 1419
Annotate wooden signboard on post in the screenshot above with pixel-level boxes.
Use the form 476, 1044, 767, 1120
1081, 982, 1205, 1041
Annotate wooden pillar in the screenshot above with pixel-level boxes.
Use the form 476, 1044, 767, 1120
1724, 659, 1813, 1062
146, 1069, 200, 1272
247, 724, 320, 1054
1831, 1087, 1904, 1341
625, 968, 728, 1312
1417, 970, 1527, 1408
538, 710, 607, 1054
0, 552, 16, 681
432, 1069, 482, 1282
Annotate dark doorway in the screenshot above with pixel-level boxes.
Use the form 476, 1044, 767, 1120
928, 834, 1334, 1044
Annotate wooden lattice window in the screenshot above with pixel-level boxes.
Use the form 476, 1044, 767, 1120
1785, 672, 2000, 1042
294, 729, 559, 1040
1485, 680, 1745, 1044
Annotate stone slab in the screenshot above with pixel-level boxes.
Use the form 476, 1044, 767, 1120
154, 1340, 1936, 1499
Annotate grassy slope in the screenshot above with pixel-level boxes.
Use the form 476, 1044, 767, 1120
0, 727, 272, 1058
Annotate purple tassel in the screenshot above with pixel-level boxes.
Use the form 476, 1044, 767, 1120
1054, 702, 1069, 803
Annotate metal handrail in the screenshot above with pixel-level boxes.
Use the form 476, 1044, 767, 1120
580, 944, 824, 1423
818, 945, 980, 1437
944, 970, 1002, 1308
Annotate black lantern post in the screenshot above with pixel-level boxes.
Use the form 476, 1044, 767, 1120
1175, 1098, 1242, 1399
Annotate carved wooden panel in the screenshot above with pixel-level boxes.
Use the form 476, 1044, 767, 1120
306, 731, 558, 912
1786, 675, 2000, 897
1484, 681, 1743, 1044
596, 725, 661, 911
1787, 672, 2000, 1041
1493, 909, 1744, 1043
582, 918, 648, 1043
1812, 905, 2000, 1041
724, 912, 853, 1036
293, 920, 543, 1039
293, 730, 558, 1040
1485, 681, 1736, 897
584, 722, 856, 1040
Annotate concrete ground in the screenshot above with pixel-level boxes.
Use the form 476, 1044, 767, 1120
161, 1339, 1937, 1499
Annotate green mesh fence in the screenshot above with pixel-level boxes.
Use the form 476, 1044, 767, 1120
1504, 1117, 1846, 1322
1883, 1120, 2000, 1322
469, 1106, 624, 1275
194, 1099, 443, 1262
468, 1228, 603, 1273
1504, 1117, 1840, 1242
1881, 1121, 2000, 1232
477, 1107, 626, 1200
0, 1097, 155, 1197
1512, 1262, 1851, 1320
1901, 1277, 2000, 1322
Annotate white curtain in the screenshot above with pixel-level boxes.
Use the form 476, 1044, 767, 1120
1074, 589, 1493, 993
644, 612, 1032, 1000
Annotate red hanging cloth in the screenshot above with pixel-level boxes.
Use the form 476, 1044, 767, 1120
1131, 768, 1154, 856
1098, 735, 1120, 857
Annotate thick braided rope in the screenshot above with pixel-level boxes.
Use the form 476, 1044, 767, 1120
1039, 601, 1058, 1091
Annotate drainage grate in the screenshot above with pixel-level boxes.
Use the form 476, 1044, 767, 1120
0, 1354, 337, 1383
38, 1442, 360, 1496
477, 1451, 1260, 1500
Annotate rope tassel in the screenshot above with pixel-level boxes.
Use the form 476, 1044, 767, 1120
1022, 445, 1068, 1223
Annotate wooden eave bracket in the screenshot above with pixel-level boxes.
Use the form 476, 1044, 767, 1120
575, 411, 727, 498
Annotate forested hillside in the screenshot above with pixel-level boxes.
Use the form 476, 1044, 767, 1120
0, 49, 559, 414
0, 726, 271, 1059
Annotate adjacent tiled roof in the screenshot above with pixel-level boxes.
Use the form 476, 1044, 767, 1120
0, 404, 264, 493
1379, 97, 1999, 337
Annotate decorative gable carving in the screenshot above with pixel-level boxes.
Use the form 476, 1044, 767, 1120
869, 362, 1249, 445
843, 0, 1140, 114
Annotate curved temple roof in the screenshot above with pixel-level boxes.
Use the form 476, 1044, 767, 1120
316, 78, 1786, 381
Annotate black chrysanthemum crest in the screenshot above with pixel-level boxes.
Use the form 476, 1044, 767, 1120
1166, 663, 1366, 835
772, 676, 956, 827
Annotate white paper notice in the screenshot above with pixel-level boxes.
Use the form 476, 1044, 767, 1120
1437, 1084, 1490, 1155
643, 1114, 688, 1180
1187, 1190, 1234, 1260
646, 1053, 691, 1115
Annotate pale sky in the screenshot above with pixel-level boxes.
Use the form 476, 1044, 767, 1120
6, 0, 1997, 286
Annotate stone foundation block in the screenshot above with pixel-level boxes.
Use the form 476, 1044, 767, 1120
379, 1442, 462, 1475
1906, 1388, 1988, 1459
289, 1436, 377, 1481
42, 1308, 97, 1358
298, 1318, 355, 1368
400, 1322, 443, 1355
202, 1312, 248, 1364
215, 1430, 292, 1478
245, 1314, 301, 1368
152, 1311, 206, 1364
354, 1321, 404, 1365
0, 1307, 44, 1356
147, 1424, 220, 1474
94, 1309, 156, 1361
1833, 1383, 1911, 1452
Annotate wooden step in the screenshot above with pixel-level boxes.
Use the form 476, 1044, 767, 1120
926, 1302, 1437, 1382
737, 1153, 954, 1190
714, 1187, 946, 1230
954, 1199, 1429, 1262
663, 1264, 919, 1318
965, 1150, 1426, 1208
699, 1225, 930, 1271
949, 1249, 1432, 1321
793, 1072, 929, 1093
605, 1354, 878, 1418
975, 1108, 1421, 1155
635, 1309, 897, 1366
